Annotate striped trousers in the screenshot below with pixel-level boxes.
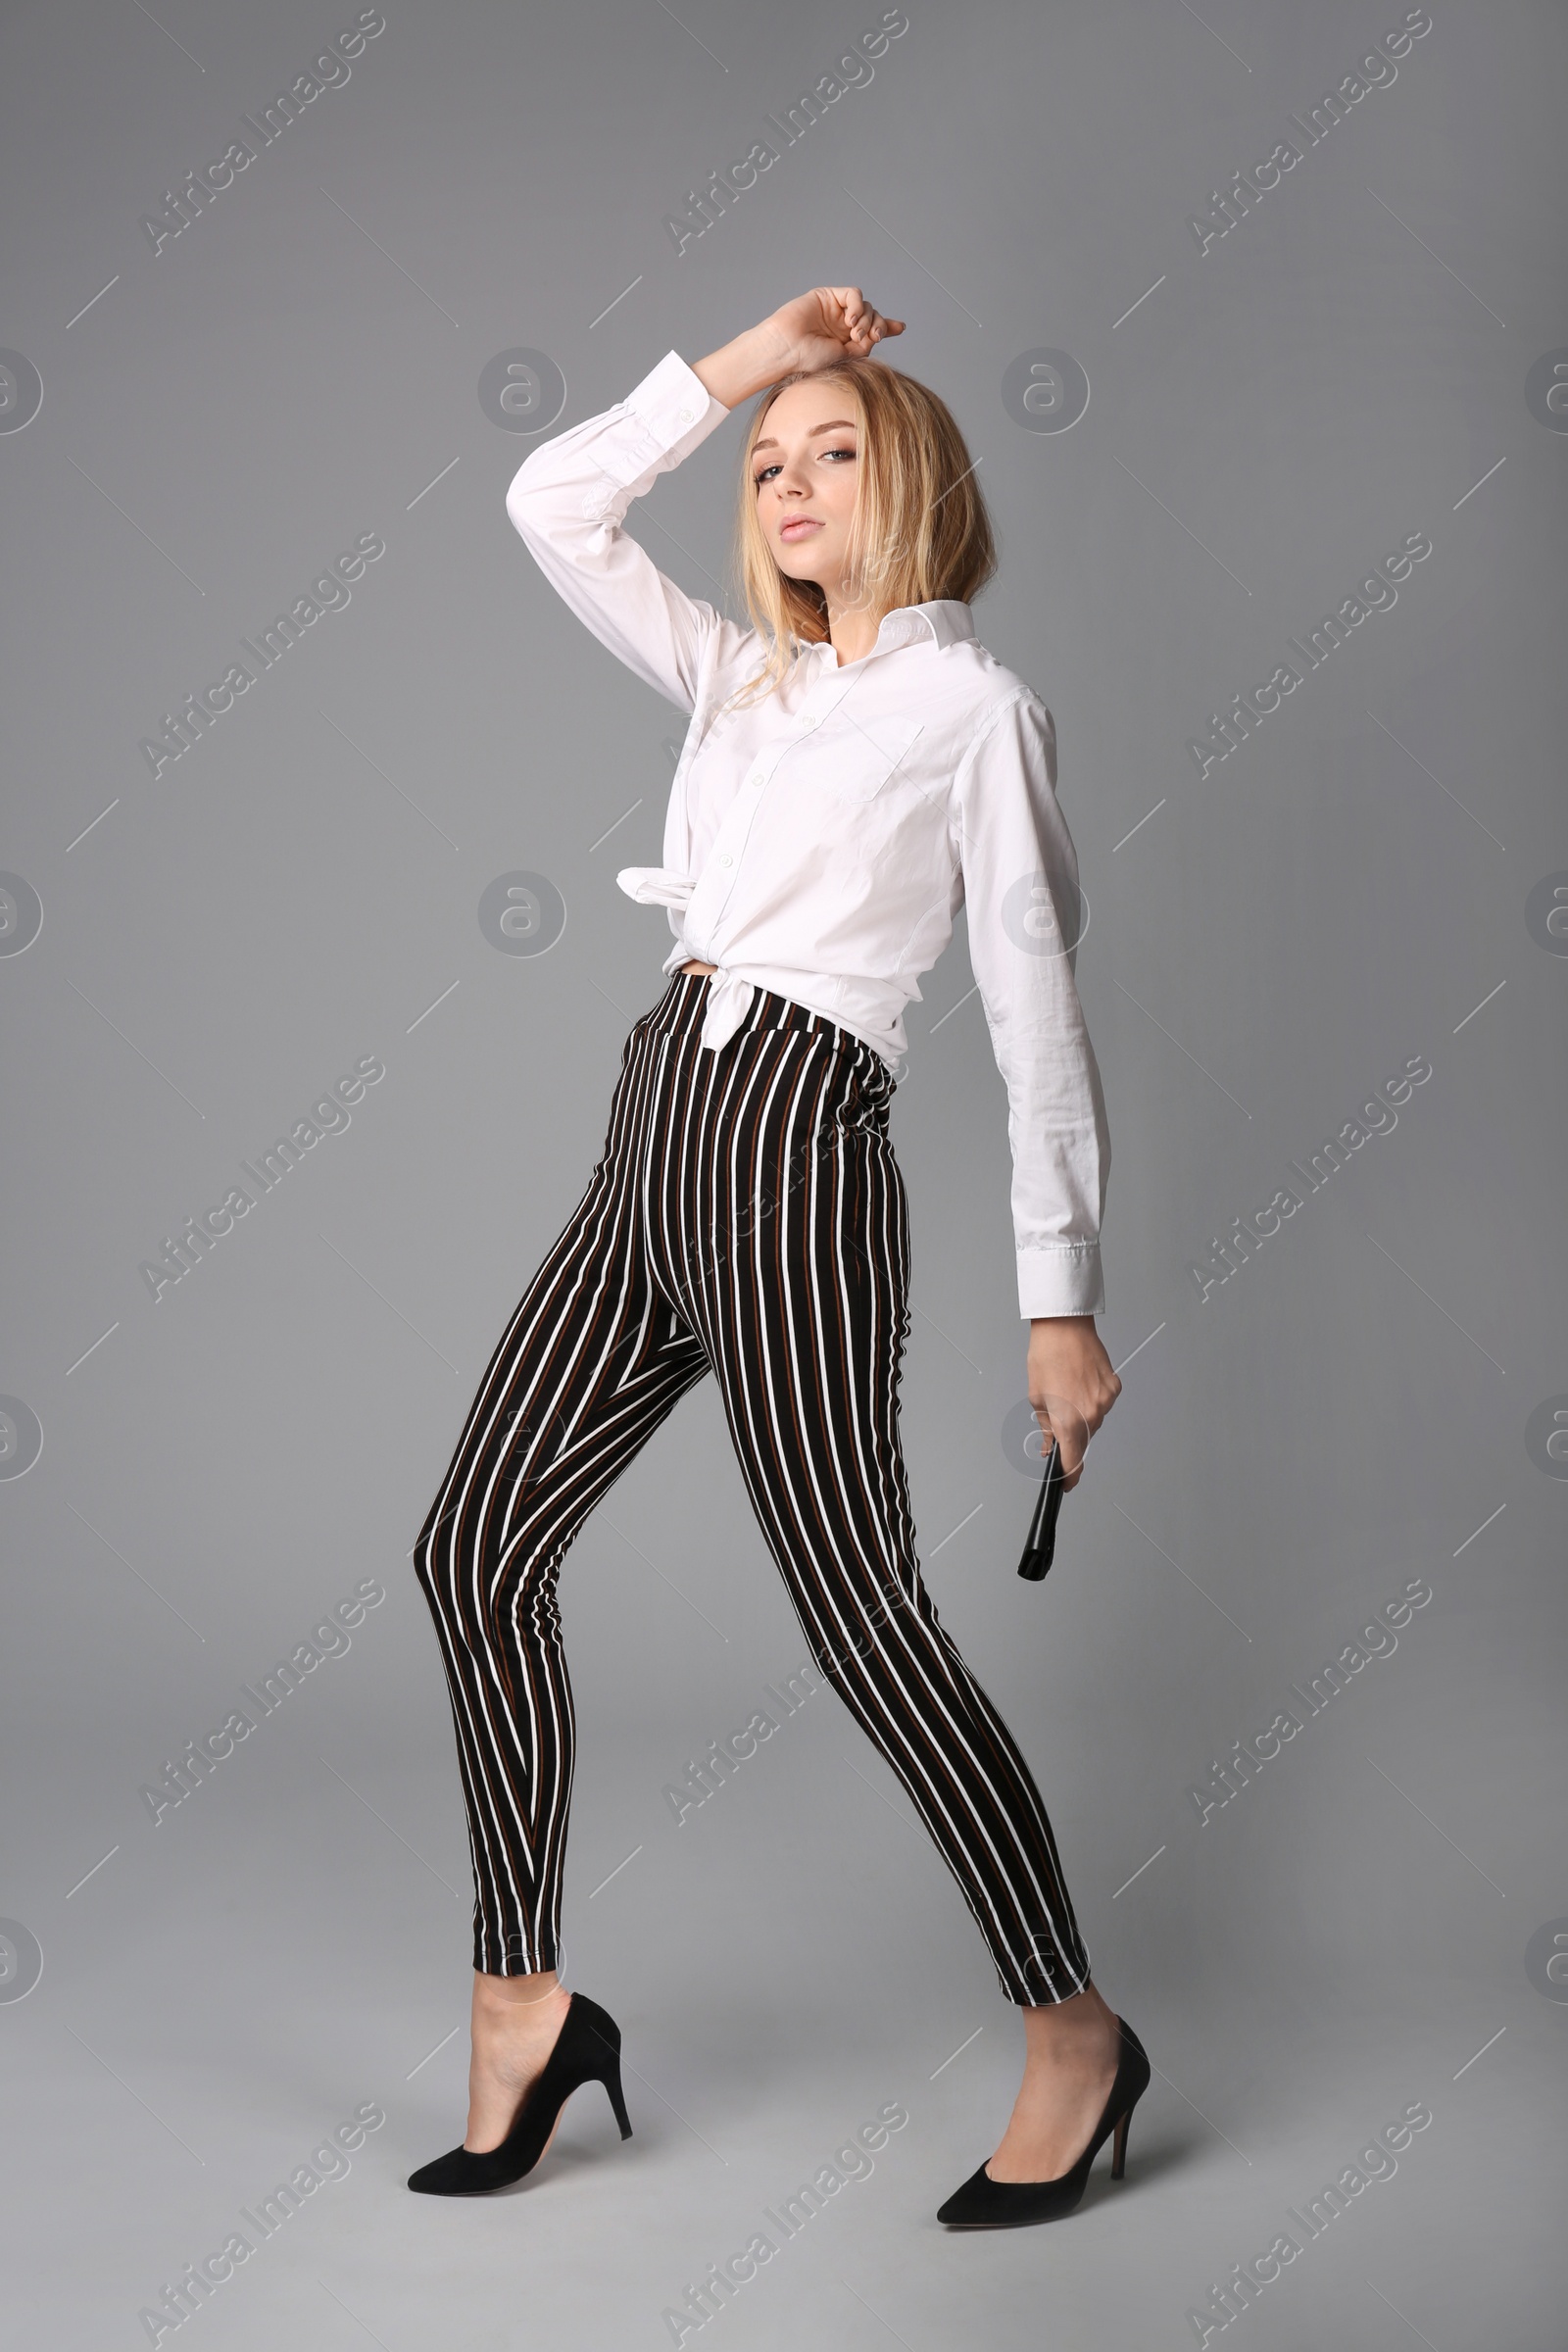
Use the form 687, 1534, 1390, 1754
412, 972, 1091, 2005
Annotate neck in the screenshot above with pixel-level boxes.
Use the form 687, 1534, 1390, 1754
822, 595, 887, 667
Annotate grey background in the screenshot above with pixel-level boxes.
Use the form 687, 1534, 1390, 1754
2, 0, 1564, 2344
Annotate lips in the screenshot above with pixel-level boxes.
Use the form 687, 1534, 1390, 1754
779, 518, 821, 541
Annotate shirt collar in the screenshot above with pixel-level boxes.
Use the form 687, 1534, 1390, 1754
884, 599, 975, 651
810, 600, 975, 663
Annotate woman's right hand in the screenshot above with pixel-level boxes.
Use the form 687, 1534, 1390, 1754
694, 288, 905, 411
761, 286, 906, 375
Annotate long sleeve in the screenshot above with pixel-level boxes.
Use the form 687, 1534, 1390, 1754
955, 689, 1110, 1319
504, 349, 732, 711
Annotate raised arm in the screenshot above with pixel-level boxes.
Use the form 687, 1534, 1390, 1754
504, 353, 732, 711
505, 289, 904, 711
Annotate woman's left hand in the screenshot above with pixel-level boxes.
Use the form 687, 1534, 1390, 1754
1027, 1316, 1121, 1492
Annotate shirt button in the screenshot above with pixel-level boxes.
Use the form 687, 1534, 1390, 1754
676, 406, 694, 424
719, 854, 733, 867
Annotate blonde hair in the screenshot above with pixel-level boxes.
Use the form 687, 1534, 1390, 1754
717, 356, 997, 712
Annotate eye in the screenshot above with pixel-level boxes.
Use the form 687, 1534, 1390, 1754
753, 442, 858, 488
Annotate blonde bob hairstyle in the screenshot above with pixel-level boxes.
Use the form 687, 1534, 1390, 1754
717, 356, 997, 713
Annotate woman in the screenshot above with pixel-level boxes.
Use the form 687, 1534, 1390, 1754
408, 285, 1149, 2226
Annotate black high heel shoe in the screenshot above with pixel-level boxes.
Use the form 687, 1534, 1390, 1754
407, 1989, 633, 2195
936, 2015, 1151, 2228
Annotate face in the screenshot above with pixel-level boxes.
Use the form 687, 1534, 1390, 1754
751, 376, 864, 606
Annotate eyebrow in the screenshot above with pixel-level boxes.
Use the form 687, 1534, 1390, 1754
752, 419, 859, 454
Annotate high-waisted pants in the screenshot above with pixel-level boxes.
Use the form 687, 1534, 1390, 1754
412, 971, 1091, 2005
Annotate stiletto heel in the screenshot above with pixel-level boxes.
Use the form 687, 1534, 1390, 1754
605, 2055, 634, 2141
407, 1990, 634, 2195
936, 2015, 1151, 2228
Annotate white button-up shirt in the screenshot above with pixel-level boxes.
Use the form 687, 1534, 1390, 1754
506, 349, 1109, 1319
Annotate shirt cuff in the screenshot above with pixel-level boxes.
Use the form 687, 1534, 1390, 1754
604, 350, 730, 482
1017, 1244, 1103, 1321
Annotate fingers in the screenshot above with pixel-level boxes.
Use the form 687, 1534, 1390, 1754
1035, 1416, 1085, 1491
1025, 1324, 1119, 1494
836, 285, 869, 333
1054, 1429, 1087, 1479
856, 307, 903, 345
1032, 1388, 1090, 1488
826, 285, 906, 350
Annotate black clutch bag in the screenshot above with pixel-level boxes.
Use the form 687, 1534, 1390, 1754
1017, 1436, 1067, 1582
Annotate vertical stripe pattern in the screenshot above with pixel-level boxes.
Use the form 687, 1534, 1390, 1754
412, 972, 1091, 2004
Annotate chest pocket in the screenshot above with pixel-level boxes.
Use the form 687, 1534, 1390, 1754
812, 710, 927, 802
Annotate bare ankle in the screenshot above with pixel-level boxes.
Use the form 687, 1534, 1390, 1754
472, 1967, 568, 2020
1021, 1984, 1119, 2066
474, 1964, 561, 1992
